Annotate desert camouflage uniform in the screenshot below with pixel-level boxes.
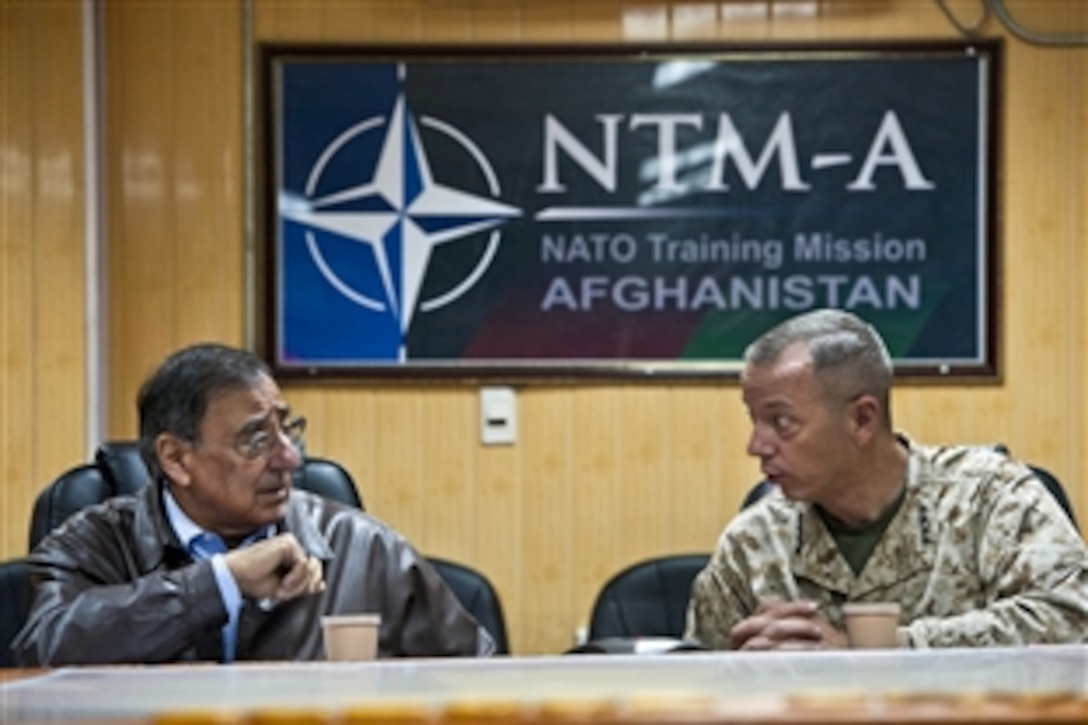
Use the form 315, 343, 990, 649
685, 440, 1088, 648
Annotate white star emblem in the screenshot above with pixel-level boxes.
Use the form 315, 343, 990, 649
280, 94, 521, 342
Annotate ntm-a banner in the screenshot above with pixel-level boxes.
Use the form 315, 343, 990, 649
265, 42, 999, 378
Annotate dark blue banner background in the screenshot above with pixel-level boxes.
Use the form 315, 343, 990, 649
269, 44, 996, 376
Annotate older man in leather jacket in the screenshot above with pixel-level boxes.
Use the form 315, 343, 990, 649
14, 343, 493, 665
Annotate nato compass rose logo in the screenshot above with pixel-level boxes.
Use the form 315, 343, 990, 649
278, 79, 521, 362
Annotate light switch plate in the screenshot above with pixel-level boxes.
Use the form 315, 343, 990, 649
480, 387, 517, 445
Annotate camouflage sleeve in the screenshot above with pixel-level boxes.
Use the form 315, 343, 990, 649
684, 527, 760, 650
902, 472, 1088, 647
684, 554, 741, 649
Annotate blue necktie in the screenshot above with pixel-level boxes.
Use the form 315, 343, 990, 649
188, 532, 238, 663
189, 531, 227, 558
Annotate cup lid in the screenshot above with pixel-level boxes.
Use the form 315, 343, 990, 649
842, 602, 900, 616
321, 613, 381, 626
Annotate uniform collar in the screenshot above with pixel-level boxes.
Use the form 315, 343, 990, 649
790, 440, 937, 598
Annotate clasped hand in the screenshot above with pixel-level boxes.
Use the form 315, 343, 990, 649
224, 533, 325, 603
730, 599, 848, 650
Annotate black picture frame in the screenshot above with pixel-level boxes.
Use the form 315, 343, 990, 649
257, 40, 1001, 381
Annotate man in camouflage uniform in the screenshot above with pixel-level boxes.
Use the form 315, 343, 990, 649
686, 309, 1088, 649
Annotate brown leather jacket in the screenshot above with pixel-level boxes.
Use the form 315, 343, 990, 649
14, 483, 495, 665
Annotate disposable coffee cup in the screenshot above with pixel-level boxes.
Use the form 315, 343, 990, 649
842, 602, 900, 649
321, 613, 380, 661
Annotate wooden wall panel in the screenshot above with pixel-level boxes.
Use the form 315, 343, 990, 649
570, 386, 622, 641
2, 0, 1084, 660
420, 389, 475, 557
520, 388, 575, 651
0, 0, 86, 557
170, 3, 245, 346
473, 407, 523, 650
368, 389, 428, 535
669, 386, 729, 544
1077, 39, 1088, 528
105, 1, 177, 432
29, 0, 86, 537
520, 3, 577, 42
0, 0, 35, 558
471, 5, 523, 42
316, 387, 377, 509
104, 0, 245, 439
252, 1, 325, 41
617, 388, 673, 558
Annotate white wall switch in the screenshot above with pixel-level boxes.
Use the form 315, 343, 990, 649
480, 386, 517, 445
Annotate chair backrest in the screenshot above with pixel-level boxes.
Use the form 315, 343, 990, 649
29, 462, 114, 549
29, 441, 364, 549
428, 557, 510, 654
97, 440, 154, 494
1028, 464, 1077, 531
587, 554, 710, 641
0, 557, 31, 668
294, 456, 363, 510
740, 479, 776, 510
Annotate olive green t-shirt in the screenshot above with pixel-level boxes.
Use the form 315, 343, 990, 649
817, 486, 907, 575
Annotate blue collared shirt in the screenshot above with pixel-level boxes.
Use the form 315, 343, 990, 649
162, 487, 273, 663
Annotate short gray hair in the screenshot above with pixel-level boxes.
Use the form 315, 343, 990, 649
744, 309, 893, 423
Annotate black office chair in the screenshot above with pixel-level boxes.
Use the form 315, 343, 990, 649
29, 440, 364, 549
294, 456, 364, 510
428, 557, 510, 654
29, 451, 130, 549
586, 554, 710, 641
0, 557, 31, 667
1025, 464, 1077, 531
740, 479, 776, 510
97, 440, 154, 494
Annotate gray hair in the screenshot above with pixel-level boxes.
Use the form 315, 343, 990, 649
744, 309, 893, 423
137, 343, 272, 480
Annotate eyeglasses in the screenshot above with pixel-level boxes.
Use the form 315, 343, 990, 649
234, 414, 307, 461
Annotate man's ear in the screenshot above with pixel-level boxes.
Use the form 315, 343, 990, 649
849, 394, 881, 445
155, 433, 192, 487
